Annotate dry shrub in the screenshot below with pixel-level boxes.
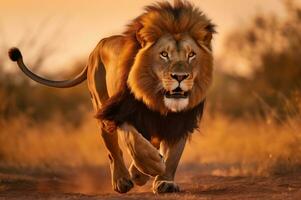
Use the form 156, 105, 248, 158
210, 0, 301, 119
0, 113, 107, 169
183, 113, 301, 176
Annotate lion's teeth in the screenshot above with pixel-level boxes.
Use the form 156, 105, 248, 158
168, 89, 186, 96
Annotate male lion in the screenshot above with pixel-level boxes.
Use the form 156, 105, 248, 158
8, 0, 215, 194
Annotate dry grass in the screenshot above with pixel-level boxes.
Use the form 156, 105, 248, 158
1, 112, 301, 176
183, 114, 301, 176
0, 114, 106, 169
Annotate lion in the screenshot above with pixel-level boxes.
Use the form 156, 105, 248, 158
8, 0, 215, 194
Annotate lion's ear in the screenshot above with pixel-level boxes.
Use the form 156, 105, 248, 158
136, 30, 147, 48
197, 23, 216, 52
202, 23, 216, 44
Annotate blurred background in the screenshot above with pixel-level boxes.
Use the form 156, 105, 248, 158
1, 0, 301, 195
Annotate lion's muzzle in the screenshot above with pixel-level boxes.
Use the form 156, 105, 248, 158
165, 72, 191, 99
162, 62, 194, 112
162, 69, 193, 99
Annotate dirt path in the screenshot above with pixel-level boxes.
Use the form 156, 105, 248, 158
1, 166, 301, 200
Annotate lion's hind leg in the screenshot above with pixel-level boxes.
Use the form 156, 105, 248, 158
87, 52, 133, 193
100, 128, 134, 193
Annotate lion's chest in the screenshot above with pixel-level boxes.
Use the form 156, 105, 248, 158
124, 99, 205, 144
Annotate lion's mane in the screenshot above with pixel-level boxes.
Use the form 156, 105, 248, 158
97, 0, 215, 143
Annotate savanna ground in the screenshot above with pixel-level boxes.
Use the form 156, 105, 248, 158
1, 114, 301, 200
1, 0, 301, 199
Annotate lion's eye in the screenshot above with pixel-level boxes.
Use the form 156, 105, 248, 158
160, 51, 169, 59
188, 51, 196, 58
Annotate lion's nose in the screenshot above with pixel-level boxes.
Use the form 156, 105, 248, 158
170, 73, 189, 82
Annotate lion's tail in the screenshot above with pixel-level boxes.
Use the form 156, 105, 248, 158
8, 47, 87, 88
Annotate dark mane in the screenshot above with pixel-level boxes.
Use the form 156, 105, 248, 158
96, 88, 204, 144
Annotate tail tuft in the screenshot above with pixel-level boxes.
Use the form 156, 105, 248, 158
8, 47, 22, 62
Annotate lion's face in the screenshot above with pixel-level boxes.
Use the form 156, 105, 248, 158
128, 33, 213, 114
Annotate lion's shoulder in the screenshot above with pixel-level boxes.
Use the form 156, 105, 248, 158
89, 35, 140, 96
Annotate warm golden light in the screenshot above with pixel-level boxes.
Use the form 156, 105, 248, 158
1, 0, 301, 199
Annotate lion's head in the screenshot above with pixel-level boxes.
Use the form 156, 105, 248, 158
126, 0, 215, 114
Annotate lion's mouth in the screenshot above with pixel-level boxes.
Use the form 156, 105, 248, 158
164, 87, 189, 99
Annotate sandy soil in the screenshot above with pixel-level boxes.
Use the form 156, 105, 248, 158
1, 165, 301, 200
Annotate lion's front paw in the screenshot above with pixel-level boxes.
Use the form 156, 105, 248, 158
111, 163, 134, 193
113, 177, 134, 193
153, 180, 180, 194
